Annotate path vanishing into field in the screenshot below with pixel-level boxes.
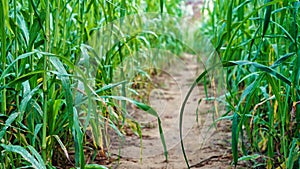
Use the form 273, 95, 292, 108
108, 54, 234, 169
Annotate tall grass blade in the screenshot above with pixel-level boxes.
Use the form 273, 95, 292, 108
5, 70, 45, 87
20, 82, 43, 120
227, 0, 234, 41
224, 60, 291, 85
262, 0, 272, 38
27, 145, 46, 167
49, 57, 85, 168
232, 112, 239, 167
160, 0, 164, 14
0, 113, 19, 141
270, 52, 296, 68
0, 0, 7, 114
179, 62, 222, 168
73, 107, 85, 169
84, 164, 108, 169
1, 144, 46, 169
32, 124, 42, 146
53, 135, 71, 162
286, 139, 299, 169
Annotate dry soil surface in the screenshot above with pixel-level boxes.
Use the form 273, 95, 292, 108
107, 54, 235, 169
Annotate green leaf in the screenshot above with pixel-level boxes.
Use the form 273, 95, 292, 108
262, 0, 272, 38
84, 164, 108, 169
0, 51, 37, 80
16, 14, 29, 46
232, 112, 239, 167
238, 154, 260, 162
227, 0, 234, 41
0, 112, 19, 141
271, 52, 295, 68
101, 95, 168, 161
73, 107, 85, 168
224, 60, 291, 85
179, 62, 223, 168
271, 20, 296, 43
287, 139, 299, 169
1, 144, 46, 169
32, 124, 42, 146
27, 145, 46, 167
160, 0, 164, 14
95, 81, 127, 94
20, 82, 43, 120
5, 70, 45, 88
53, 135, 71, 162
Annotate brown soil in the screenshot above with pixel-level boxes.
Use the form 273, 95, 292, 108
106, 54, 235, 169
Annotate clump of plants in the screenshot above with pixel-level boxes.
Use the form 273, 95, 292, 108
0, 0, 186, 168
200, 0, 300, 168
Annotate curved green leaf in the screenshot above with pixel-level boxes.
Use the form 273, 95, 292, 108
1, 144, 46, 169
101, 95, 168, 161
224, 60, 291, 85
0, 112, 19, 141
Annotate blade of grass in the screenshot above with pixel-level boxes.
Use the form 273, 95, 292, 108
232, 112, 239, 167
20, 82, 43, 120
27, 145, 46, 167
101, 95, 168, 161
53, 135, 71, 163
1, 144, 46, 169
179, 62, 223, 168
84, 164, 108, 169
0, 113, 19, 141
291, 2, 300, 132
270, 52, 295, 68
223, 0, 282, 60
32, 124, 42, 146
286, 139, 298, 169
160, 0, 164, 14
224, 60, 291, 85
262, 0, 272, 39
49, 56, 85, 168
0, 0, 7, 114
227, 0, 234, 41
73, 107, 85, 169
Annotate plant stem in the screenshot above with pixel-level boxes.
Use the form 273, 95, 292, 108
1, 0, 7, 114
42, 0, 50, 162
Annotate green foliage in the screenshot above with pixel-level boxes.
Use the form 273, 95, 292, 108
1, 144, 47, 169
201, 0, 300, 168
3, 0, 298, 168
0, 0, 184, 168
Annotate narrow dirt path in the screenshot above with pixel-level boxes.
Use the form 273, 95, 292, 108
108, 54, 233, 169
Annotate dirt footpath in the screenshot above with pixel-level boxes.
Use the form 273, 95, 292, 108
108, 54, 234, 169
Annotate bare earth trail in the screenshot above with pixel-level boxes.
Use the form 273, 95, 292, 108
108, 54, 234, 169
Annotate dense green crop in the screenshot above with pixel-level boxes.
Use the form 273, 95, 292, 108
1, 0, 299, 168
199, 0, 300, 168
0, 0, 186, 168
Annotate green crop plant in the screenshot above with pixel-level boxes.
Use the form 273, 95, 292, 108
197, 0, 300, 168
0, 0, 189, 168
5, 0, 297, 168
